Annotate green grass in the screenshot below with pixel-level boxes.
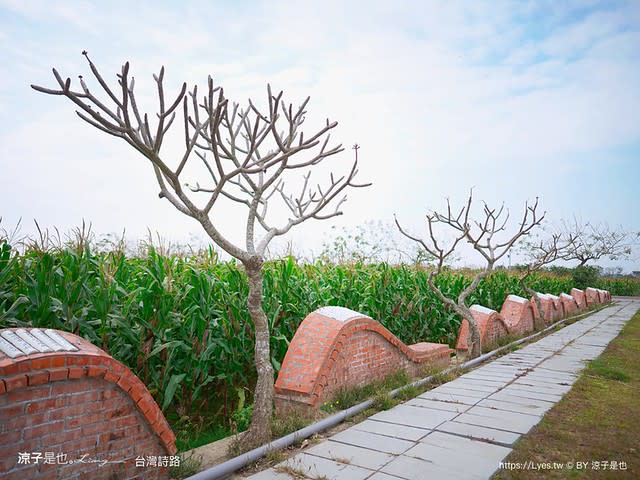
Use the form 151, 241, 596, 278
320, 370, 412, 413
493, 308, 640, 479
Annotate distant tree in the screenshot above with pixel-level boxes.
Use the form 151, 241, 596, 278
517, 232, 575, 322
319, 220, 435, 264
395, 192, 544, 358
32, 53, 370, 445
560, 219, 639, 267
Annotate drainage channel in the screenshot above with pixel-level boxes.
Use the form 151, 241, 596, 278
185, 303, 615, 480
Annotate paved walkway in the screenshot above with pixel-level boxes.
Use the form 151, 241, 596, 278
246, 299, 639, 480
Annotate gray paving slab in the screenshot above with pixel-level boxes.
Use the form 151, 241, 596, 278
246, 469, 296, 480
351, 419, 430, 441
303, 440, 394, 470
329, 428, 416, 455
278, 453, 373, 480
406, 431, 512, 478
366, 472, 407, 480
510, 379, 573, 394
435, 420, 521, 446
498, 386, 564, 403
370, 404, 458, 430
455, 407, 542, 434
418, 389, 483, 405
243, 300, 639, 480
405, 397, 472, 413
382, 454, 483, 480
444, 379, 502, 393
476, 398, 554, 416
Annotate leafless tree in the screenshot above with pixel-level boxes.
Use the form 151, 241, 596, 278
516, 232, 575, 323
560, 219, 638, 267
395, 192, 544, 358
31, 52, 369, 445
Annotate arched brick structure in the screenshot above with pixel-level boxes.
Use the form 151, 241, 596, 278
585, 287, 601, 305
570, 288, 587, 310
274, 307, 451, 413
560, 293, 579, 316
456, 305, 509, 356
535, 293, 563, 323
0, 328, 176, 480
500, 295, 536, 336
596, 288, 610, 303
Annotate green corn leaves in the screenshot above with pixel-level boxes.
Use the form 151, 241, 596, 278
1, 240, 637, 432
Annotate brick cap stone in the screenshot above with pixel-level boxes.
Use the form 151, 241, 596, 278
314, 306, 371, 322
0, 328, 176, 455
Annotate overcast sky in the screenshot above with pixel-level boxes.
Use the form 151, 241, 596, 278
1, 0, 639, 271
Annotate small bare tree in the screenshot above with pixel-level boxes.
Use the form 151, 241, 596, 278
516, 232, 575, 323
32, 52, 369, 445
395, 192, 543, 358
560, 219, 638, 267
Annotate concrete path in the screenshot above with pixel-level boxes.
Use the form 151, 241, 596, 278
246, 299, 639, 480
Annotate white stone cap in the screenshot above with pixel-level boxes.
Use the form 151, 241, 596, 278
470, 305, 496, 315
315, 306, 371, 322
546, 294, 560, 300
560, 293, 574, 299
0, 328, 78, 359
506, 294, 528, 304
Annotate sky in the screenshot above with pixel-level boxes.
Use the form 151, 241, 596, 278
1, 0, 639, 271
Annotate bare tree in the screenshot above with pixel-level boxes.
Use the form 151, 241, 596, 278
395, 192, 544, 358
560, 219, 638, 267
516, 232, 574, 323
31, 52, 369, 445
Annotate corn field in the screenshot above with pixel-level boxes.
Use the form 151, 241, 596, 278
1, 239, 637, 431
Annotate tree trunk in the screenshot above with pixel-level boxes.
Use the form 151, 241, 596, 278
244, 257, 274, 447
520, 276, 545, 326
467, 316, 482, 358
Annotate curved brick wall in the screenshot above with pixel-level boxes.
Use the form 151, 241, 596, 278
560, 293, 579, 316
500, 295, 536, 335
456, 288, 610, 355
570, 288, 587, 309
274, 307, 451, 412
456, 305, 510, 355
585, 287, 601, 306
0, 328, 176, 480
536, 293, 564, 323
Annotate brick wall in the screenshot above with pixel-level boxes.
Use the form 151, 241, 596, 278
456, 305, 510, 355
0, 328, 176, 480
456, 288, 610, 356
274, 307, 451, 414
570, 288, 587, 309
500, 295, 536, 335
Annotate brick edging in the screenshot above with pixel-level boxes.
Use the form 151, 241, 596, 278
0, 329, 176, 455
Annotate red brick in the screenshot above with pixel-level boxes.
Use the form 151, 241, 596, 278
104, 371, 120, 383
5, 385, 51, 403
23, 420, 65, 439
28, 370, 50, 386
67, 366, 86, 379
47, 368, 69, 382
51, 382, 80, 395
4, 374, 28, 392
117, 374, 135, 393
31, 356, 54, 370
0, 403, 25, 417
66, 412, 102, 429
87, 365, 106, 378
0, 430, 21, 447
